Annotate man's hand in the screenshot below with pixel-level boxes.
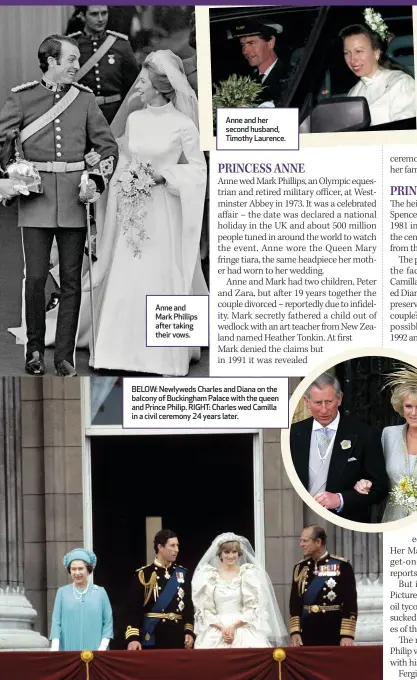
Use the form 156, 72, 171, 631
291, 634, 303, 647
340, 637, 354, 646
127, 641, 141, 651
0, 178, 19, 200
354, 479, 372, 495
79, 178, 99, 204
85, 149, 101, 167
184, 634, 194, 649
314, 491, 341, 510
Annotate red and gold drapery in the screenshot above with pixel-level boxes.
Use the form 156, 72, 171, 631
0, 646, 382, 680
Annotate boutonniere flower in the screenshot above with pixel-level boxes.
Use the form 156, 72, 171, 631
341, 440, 351, 450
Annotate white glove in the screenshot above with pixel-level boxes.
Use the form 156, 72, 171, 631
98, 637, 110, 651
50, 639, 59, 651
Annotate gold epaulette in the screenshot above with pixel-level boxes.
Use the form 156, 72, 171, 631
67, 31, 82, 38
73, 82, 93, 93
11, 81, 39, 92
330, 554, 348, 562
107, 29, 128, 40
135, 564, 152, 572
296, 556, 309, 565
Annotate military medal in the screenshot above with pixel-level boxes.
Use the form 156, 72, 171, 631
176, 571, 184, 583
108, 54, 115, 64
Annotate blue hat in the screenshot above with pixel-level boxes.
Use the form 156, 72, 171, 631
63, 548, 97, 570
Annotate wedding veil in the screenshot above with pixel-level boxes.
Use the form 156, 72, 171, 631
192, 532, 289, 647
110, 49, 200, 140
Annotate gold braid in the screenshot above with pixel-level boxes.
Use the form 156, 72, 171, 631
138, 570, 157, 606
294, 564, 309, 597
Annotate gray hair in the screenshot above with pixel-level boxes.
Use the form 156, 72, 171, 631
304, 372, 342, 399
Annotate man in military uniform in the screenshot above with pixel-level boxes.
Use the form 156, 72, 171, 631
290, 525, 357, 646
232, 19, 286, 107
126, 530, 195, 650
69, 6, 139, 122
0, 34, 118, 376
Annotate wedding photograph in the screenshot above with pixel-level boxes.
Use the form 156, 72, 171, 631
0, 373, 382, 662
201, 5, 416, 137
286, 356, 417, 526
0, 5, 209, 378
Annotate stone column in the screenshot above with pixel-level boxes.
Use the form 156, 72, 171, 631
325, 523, 383, 644
0, 377, 48, 649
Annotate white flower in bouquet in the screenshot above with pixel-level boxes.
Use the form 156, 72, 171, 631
116, 161, 155, 258
388, 476, 417, 516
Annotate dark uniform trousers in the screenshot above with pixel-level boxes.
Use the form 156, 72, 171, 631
0, 78, 118, 365
23, 227, 86, 362
289, 552, 358, 646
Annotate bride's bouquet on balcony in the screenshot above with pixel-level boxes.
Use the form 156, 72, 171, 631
116, 160, 155, 258
388, 476, 417, 515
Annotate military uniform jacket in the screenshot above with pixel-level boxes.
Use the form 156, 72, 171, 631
125, 562, 195, 646
289, 552, 358, 643
255, 59, 285, 106
0, 80, 119, 228
70, 30, 139, 117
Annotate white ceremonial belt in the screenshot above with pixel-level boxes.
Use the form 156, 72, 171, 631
34, 161, 85, 172
95, 94, 122, 106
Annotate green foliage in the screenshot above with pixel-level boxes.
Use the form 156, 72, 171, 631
212, 74, 263, 121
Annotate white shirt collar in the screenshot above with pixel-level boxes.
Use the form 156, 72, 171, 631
312, 410, 340, 432
259, 58, 278, 81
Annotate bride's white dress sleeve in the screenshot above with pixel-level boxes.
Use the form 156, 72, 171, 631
239, 564, 269, 631
159, 118, 207, 293
192, 565, 219, 634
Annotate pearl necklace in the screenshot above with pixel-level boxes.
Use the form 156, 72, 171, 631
73, 583, 89, 600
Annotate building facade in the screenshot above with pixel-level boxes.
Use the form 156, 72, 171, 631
0, 376, 382, 648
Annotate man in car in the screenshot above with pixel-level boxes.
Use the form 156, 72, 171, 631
232, 19, 285, 106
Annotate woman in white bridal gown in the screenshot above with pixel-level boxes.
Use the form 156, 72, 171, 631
10, 50, 207, 376
192, 533, 289, 649
89, 50, 207, 375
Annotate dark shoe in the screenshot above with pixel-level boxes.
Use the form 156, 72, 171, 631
55, 360, 77, 377
25, 351, 45, 376
46, 291, 60, 311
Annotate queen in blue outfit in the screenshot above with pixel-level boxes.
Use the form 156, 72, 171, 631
50, 548, 113, 651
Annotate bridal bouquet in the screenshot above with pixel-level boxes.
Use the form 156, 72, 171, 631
116, 161, 155, 258
212, 74, 264, 123
388, 476, 417, 515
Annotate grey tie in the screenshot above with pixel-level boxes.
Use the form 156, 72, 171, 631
316, 427, 332, 459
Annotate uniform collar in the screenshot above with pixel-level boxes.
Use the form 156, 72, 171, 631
41, 76, 67, 92
84, 29, 107, 41
154, 559, 174, 569
314, 550, 329, 563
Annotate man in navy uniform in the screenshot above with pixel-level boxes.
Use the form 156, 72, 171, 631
232, 19, 285, 107
0, 34, 118, 376
126, 530, 195, 650
69, 5, 139, 123
290, 525, 358, 646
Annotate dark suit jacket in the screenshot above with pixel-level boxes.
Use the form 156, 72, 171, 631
256, 59, 285, 106
290, 414, 389, 523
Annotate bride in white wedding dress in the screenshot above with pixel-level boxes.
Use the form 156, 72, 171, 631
192, 533, 289, 649
9, 50, 207, 376
89, 50, 207, 375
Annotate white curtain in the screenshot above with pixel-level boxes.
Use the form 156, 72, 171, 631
0, 6, 73, 98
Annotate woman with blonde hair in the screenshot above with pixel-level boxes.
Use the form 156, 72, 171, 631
355, 364, 417, 521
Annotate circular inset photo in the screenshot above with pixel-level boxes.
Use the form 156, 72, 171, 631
281, 350, 417, 532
